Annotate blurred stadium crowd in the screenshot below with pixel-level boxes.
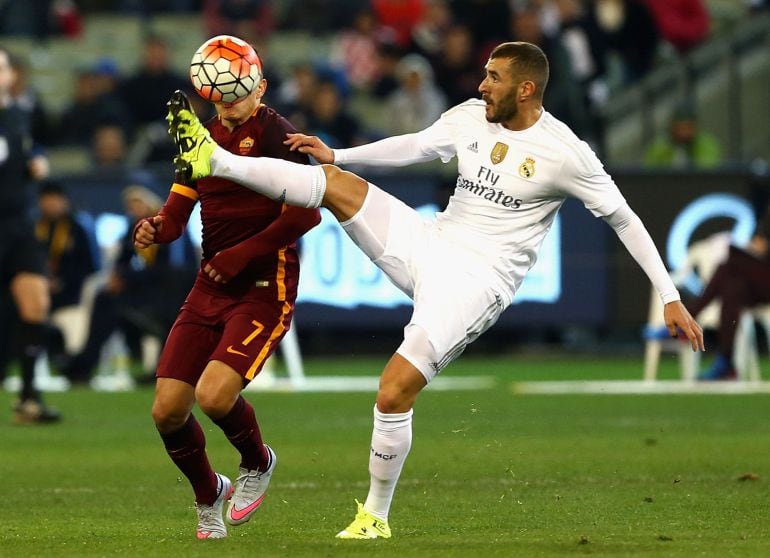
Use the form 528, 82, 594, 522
1, 0, 768, 170
0, 0, 769, 384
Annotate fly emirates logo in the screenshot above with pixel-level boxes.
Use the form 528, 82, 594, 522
455, 165, 522, 209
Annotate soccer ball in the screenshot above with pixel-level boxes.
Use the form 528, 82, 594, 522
189, 35, 262, 103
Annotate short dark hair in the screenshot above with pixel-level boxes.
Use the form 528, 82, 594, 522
489, 42, 549, 98
38, 180, 68, 198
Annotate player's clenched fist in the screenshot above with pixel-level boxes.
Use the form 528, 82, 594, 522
134, 215, 163, 249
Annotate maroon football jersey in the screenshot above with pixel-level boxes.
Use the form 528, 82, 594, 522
193, 104, 310, 299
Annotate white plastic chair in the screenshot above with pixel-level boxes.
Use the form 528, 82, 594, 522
643, 232, 768, 381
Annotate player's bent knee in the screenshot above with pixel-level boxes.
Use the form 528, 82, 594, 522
195, 384, 235, 419
376, 388, 412, 414
395, 324, 438, 383
151, 399, 189, 433
321, 164, 368, 218
195, 362, 242, 418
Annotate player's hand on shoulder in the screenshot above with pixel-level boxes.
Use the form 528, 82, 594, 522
663, 300, 705, 352
134, 216, 162, 249
284, 133, 335, 164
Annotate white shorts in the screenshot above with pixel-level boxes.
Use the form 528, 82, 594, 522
341, 184, 507, 382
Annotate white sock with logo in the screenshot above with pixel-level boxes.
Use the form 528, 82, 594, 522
210, 148, 327, 208
364, 405, 413, 521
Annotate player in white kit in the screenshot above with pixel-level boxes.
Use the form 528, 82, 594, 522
166, 42, 704, 539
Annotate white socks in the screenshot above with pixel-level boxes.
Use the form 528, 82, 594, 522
210, 147, 327, 208
364, 405, 413, 521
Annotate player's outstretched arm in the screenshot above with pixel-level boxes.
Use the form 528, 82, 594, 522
284, 133, 335, 164
664, 301, 705, 352
601, 203, 705, 352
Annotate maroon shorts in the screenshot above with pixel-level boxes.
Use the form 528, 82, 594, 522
157, 285, 295, 386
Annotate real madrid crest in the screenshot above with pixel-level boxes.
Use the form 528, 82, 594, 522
518, 157, 535, 179
490, 142, 509, 165
239, 136, 255, 155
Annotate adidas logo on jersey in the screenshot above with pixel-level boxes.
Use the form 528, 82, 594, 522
466, 141, 478, 153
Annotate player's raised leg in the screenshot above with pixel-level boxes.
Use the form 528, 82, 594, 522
166, 90, 366, 221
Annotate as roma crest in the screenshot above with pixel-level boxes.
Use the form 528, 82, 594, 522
490, 142, 509, 165
239, 136, 255, 155
518, 157, 535, 179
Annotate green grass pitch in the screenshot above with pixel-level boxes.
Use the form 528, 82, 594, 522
2, 355, 770, 557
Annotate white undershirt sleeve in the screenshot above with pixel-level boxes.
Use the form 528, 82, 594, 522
603, 203, 681, 304
333, 134, 433, 167
333, 117, 456, 167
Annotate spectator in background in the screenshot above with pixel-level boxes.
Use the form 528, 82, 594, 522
304, 79, 365, 148
89, 121, 160, 189
432, 23, 481, 107
643, 0, 710, 53
372, 0, 425, 49
280, 0, 349, 34
549, 0, 606, 103
63, 185, 197, 384
449, 0, 511, 55
277, 62, 319, 129
645, 101, 722, 169
35, 181, 100, 370
385, 53, 446, 135
585, 0, 659, 85
91, 123, 130, 171
511, 4, 591, 138
0, 1, 80, 39
50, 0, 83, 37
746, 0, 770, 12
330, 9, 387, 91
8, 52, 53, 146
113, 0, 201, 15
203, 0, 274, 43
119, 35, 189, 130
58, 60, 129, 146
411, 0, 453, 58
118, 35, 191, 164
546, 0, 612, 145
370, 43, 404, 100
35, 181, 99, 311
0, 1, 49, 37
685, 208, 770, 380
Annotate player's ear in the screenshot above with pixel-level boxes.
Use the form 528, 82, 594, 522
518, 80, 536, 102
256, 78, 267, 97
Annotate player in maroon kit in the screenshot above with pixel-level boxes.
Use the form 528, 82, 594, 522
134, 61, 320, 538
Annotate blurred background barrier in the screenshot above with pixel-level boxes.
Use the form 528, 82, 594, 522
53, 167, 768, 339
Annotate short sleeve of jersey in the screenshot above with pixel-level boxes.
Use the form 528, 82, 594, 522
259, 109, 311, 166
415, 104, 465, 163
556, 140, 626, 218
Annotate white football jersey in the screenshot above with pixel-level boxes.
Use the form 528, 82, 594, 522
413, 99, 626, 298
